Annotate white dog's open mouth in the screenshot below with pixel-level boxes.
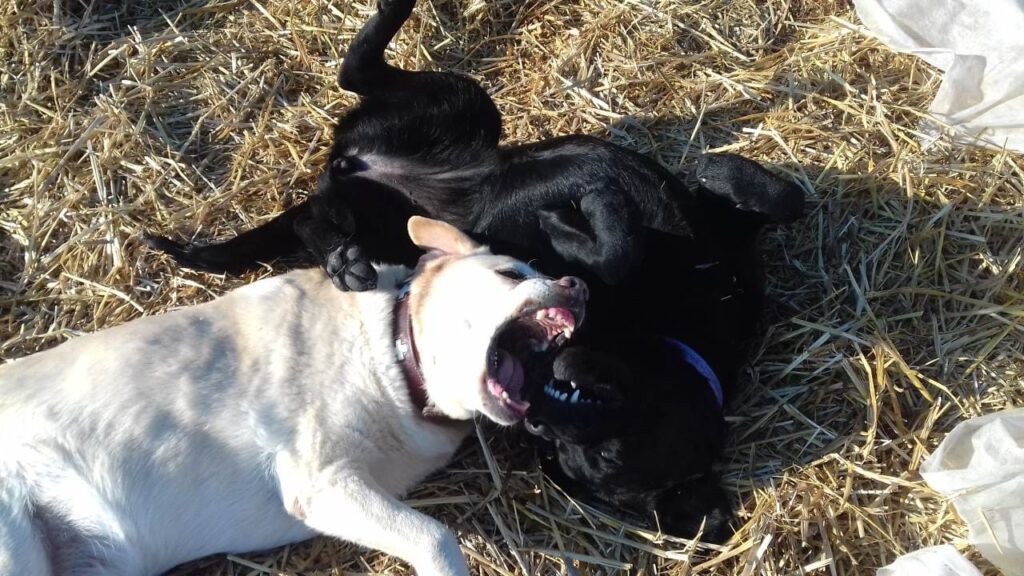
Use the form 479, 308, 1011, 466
486, 307, 577, 419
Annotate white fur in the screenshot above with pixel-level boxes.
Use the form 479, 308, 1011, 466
0, 237, 571, 576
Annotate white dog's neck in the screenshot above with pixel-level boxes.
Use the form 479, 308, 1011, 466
351, 289, 420, 416
356, 269, 474, 425
393, 291, 472, 424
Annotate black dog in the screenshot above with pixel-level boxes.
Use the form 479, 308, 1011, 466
147, 0, 803, 542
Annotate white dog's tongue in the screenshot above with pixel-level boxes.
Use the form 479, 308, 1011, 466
494, 348, 524, 396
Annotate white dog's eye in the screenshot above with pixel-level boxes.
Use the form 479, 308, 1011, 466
497, 269, 529, 282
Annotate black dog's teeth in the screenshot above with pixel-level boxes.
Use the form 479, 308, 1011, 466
541, 380, 601, 404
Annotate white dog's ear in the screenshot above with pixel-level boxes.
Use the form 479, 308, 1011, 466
408, 216, 480, 255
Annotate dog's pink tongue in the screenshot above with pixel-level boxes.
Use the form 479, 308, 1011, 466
494, 349, 524, 396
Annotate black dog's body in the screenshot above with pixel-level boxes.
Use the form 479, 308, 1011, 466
148, 0, 803, 542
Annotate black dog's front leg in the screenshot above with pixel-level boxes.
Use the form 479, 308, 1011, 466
294, 192, 377, 292
538, 187, 643, 285
695, 153, 804, 225
144, 204, 309, 273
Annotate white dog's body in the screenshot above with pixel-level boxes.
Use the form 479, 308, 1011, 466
0, 218, 586, 576
1, 270, 461, 575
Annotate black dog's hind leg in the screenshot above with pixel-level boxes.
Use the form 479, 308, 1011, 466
338, 0, 416, 95
538, 186, 643, 285
144, 204, 309, 273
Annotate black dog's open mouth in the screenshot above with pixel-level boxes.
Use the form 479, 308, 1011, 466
486, 308, 577, 418
523, 346, 630, 438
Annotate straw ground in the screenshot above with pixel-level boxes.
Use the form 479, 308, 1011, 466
1, 0, 1021, 574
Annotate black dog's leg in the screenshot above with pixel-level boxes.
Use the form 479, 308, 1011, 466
146, 173, 409, 289
338, 0, 416, 95
695, 153, 805, 225
144, 204, 309, 273
295, 192, 377, 292
538, 187, 643, 285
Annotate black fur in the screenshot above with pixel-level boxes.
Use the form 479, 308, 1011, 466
146, 0, 804, 542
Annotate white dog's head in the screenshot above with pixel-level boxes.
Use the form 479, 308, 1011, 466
403, 217, 588, 425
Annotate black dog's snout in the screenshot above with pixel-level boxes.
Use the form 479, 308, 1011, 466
556, 276, 588, 300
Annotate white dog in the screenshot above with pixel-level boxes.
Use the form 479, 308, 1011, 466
0, 216, 586, 576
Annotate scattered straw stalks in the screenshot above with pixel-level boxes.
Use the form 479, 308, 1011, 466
1, 0, 1021, 574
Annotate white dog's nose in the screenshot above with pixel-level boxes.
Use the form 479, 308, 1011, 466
556, 276, 588, 300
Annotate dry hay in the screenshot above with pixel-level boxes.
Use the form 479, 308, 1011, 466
1, 0, 1022, 574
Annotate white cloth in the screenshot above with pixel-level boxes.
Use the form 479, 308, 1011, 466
920, 408, 1024, 576
853, 0, 1024, 152
877, 545, 981, 576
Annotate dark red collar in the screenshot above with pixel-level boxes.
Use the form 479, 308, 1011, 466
393, 292, 458, 424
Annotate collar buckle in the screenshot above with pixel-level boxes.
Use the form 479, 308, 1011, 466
395, 338, 409, 362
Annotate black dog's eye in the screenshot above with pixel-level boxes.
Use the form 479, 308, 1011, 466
497, 269, 529, 281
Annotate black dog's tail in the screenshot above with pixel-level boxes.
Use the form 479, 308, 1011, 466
144, 204, 308, 273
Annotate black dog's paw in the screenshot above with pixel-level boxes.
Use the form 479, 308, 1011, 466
143, 233, 185, 258
326, 244, 377, 291
143, 234, 216, 272
696, 153, 804, 224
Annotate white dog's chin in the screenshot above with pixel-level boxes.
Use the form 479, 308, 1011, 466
478, 306, 578, 425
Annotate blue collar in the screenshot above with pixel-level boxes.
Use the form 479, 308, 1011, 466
663, 338, 723, 410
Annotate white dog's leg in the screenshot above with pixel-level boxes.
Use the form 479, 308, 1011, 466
0, 501, 52, 576
295, 468, 469, 576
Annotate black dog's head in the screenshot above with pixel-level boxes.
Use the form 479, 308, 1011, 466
525, 338, 733, 542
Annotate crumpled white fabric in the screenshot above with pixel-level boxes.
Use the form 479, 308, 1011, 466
877, 545, 981, 576
853, 0, 1024, 152
920, 408, 1024, 576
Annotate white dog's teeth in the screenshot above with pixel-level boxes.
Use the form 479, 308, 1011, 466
570, 380, 577, 389
569, 390, 580, 403
559, 392, 568, 401
501, 391, 510, 401
563, 326, 574, 339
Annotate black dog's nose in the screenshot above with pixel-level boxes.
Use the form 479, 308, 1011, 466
524, 419, 546, 436
556, 276, 588, 299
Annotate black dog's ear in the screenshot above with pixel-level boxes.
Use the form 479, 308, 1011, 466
654, 473, 733, 544
538, 188, 642, 285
